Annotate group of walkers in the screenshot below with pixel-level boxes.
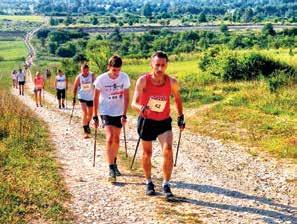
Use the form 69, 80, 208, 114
71, 51, 185, 199
12, 66, 68, 108
15, 51, 186, 200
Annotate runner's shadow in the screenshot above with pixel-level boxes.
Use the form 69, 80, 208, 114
171, 182, 297, 212
112, 182, 145, 187
176, 196, 297, 222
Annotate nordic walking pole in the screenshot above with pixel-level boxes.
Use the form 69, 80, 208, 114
130, 107, 146, 169
93, 127, 97, 167
130, 137, 140, 169
69, 100, 75, 124
174, 130, 182, 167
123, 125, 128, 157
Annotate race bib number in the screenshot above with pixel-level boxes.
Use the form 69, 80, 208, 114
147, 98, 167, 112
81, 83, 92, 91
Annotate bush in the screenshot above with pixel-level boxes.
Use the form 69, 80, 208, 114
56, 43, 76, 57
0, 56, 4, 61
198, 49, 297, 81
267, 70, 288, 93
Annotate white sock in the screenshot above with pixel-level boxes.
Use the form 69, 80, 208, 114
146, 179, 152, 184
162, 180, 170, 187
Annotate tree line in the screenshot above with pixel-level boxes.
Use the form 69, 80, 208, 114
36, 25, 297, 60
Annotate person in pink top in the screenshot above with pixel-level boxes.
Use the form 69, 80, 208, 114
34, 71, 45, 107
131, 51, 185, 199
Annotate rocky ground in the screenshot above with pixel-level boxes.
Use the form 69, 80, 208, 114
10, 68, 297, 224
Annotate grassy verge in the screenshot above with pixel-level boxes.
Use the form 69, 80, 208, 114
0, 40, 73, 223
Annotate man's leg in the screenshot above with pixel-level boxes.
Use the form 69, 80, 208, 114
158, 131, 173, 182
61, 90, 66, 108
142, 140, 153, 180
57, 91, 61, 108
111, 127, 121, 176
104, 126, 121, 163
104, 125, 120, 182
141, 140, 156, 195
158, 130, 174, 198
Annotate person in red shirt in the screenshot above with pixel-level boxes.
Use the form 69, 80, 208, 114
131, 51, 185, 200
34, 71, 45, 107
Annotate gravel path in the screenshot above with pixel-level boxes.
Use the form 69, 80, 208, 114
10, 68, 297, 224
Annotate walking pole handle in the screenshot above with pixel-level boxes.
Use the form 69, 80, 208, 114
130, 106, 147, 169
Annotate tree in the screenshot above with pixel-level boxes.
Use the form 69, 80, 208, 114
220, 24, 229, 35
49, 17, 57, 26
56, 43, 76, 57
86, 40, 112, 73
108, 28, 122, 42
198, 13, 207, 23
36, 29, 50, 39
73, 53, 88, 64
64, 15, 73, 26
48, 42, 58, 54
262, 23, 276, 36
142, 3, 152, 17
91, 16, 98, 25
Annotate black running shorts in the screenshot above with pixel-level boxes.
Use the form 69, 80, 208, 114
137, 116, 172, 141
100, 115, 122, 128
34, 88, 42, 93
19, 81, 25, 85
56, 89, 66, 100
79, 99, 93, 107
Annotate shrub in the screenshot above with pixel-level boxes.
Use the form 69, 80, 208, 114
198, 49, 297, 81
267, 70, 288, 93
56, 43, 76, 57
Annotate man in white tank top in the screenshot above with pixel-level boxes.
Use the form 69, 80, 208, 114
55, 69, 68, 109
17, 68, 26, 95
73, 64, 96, 139
93, 55, 130, 182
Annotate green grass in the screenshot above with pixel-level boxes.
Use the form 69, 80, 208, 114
0, 40, 27, 61
0, 40, 72, 223
0, 15, 44, 23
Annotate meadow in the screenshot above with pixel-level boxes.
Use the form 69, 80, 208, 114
0, 40, 72, 223
0, 15, 44, 23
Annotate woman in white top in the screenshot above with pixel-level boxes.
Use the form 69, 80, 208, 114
17, 69, 26, 95
73, 64, 96, 138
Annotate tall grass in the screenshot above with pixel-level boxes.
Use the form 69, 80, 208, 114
0, 40, 72, 223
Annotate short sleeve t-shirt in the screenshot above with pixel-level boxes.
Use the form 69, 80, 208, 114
93, 72, 130, 116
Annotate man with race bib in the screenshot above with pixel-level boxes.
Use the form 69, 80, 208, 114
73, 64, 96, 139
131, 51, 185, 200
